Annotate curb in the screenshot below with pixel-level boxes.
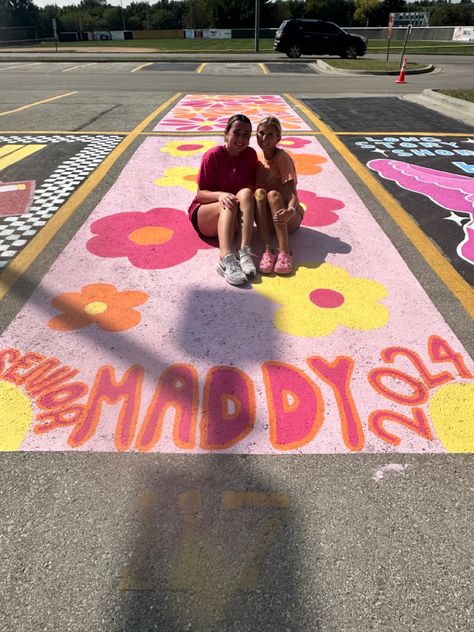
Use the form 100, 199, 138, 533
420, 88, 474, 113
316, 59, 434, 75
401, 89, 474, 126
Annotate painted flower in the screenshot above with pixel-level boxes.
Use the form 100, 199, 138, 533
290, 152, 327, 175
154, 167, 198, 192
159, 114, 229, 132
279, 137, 312, 149
298, 189, 345, 227
160, 140, 216, 157
48, 283, 148, 332
87, 208, 212, 270
253, 264, 389, 338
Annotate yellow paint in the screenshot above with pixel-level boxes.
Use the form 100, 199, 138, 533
129, 225, 173, 246
429, 383, 474, 453
223, 491, 290, 509
84, 301, 108, 315
0, 92, 183, 301
253, 263, 389, 338
284, 94, 474, 318
130, 62, 153, 73
154, 166, 198, 192
0, 144, 46, 170
159, 139, 215, 156
196, 63, 207, 74
0, 92, 77, 117
0, 381, 34, 451
0, 144, 24, 157
259, 63, 269, 75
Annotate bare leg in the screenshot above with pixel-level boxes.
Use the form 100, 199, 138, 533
236, 188, 255, 249
197, 201, 238, 259
267, 190, 290, 253
254, 188, 273, 252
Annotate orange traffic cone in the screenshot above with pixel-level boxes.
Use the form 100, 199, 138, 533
396, 58, 407, 84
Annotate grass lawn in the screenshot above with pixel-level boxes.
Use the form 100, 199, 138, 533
324, 59, 426, 71
32, 38, 474, 55
437, 89, 474, 103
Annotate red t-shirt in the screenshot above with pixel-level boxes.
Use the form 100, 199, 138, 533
188, 145, 257, 217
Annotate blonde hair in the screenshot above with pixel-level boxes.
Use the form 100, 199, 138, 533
257, 116, 282, 141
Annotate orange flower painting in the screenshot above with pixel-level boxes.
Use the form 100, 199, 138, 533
289, 152, 327, 175
48, 283, 148, 332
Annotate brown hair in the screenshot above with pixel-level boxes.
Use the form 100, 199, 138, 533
224, 114, 252, 138
257, 116, 282, 141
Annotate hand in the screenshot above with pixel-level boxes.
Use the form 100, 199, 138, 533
273, 207, 295, 225
218, 192, 237, 210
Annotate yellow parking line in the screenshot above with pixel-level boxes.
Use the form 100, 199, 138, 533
259, 63, 269, 75
0, 62, 41, 72
285, 93, 474, 318
0, 92, 77, 117
196, 63, 207, 74
131, 62, 153, 73
0, 92, 183, 302
63, 63, 97, 73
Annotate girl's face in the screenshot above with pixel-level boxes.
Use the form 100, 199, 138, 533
256, 124, 280, 153
225, 121, 252, 156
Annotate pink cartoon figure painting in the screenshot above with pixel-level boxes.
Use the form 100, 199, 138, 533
368, 159, 474, 267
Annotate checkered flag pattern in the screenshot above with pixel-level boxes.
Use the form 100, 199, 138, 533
0, 134, 123, 269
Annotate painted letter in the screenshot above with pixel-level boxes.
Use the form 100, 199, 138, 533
307, 356, 364, 451
369, 408, 433, 446
136, 364, 198, 452
200, 366, 255, 450
381, 346, 453, 388
263, 362, 324, 451
428, 335, 473, 379
368, 367, 429, 406
68, 364, 143, 450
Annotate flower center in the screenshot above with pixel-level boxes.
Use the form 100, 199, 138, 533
129, 226, 173, 246
177, 144, 203, 151
309, 288, 345, 309
84, 301, 108, 315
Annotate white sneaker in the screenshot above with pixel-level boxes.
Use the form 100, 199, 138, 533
217, 253, 247, 285
238, 246, 256, 276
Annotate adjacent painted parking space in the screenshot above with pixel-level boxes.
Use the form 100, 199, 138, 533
0, 94, 472, 454
265, 62, 318, 74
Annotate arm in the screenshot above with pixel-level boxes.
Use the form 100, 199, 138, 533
196, 188, 238, 209
273, 180, 299, 224
195, 148, 237, 209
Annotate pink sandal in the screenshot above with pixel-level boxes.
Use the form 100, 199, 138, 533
274, 251, 293, 275
258, 251, 276, 274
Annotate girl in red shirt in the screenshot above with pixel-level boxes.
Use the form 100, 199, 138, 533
188, 114, 257, 286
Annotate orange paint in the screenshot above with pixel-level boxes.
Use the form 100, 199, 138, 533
428, 335, 473, 379
262, 362, 324, 451
369, 407, 433, 446
200, 366, 255, 450
381, 346, 453, 388
307, 356, 364, 452
136, 364, 198, 451
368, 367, 429, 406
1, 351, 45, 384
68, 364, 144, 450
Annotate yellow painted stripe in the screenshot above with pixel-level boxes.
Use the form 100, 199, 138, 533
196, 63, 207, 74
130, 62, 153, 73
259, 62, 269, 75
223, 491, 290, 509
0, 92, 183, 302
0, 92, 77, 117
285, 94, 474, 317
63, 63, 97, 73
0, 144, 24, 158
0, 144, 46, 170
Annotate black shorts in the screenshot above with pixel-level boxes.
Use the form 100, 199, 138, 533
190, 207, 219, 247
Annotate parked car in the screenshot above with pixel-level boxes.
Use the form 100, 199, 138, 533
274, 19, 367, 59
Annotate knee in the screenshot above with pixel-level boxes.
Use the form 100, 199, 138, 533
237, 187, 254, 204
268, 189, 283, 205
255, 188, 267, 202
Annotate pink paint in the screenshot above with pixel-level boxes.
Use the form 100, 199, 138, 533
177, 144, 205, 151
309, 288, 345, 309
368, 159, 474, 266
262, 362, 324, 450
298, 189, 345, 227
87, 207, 212, 269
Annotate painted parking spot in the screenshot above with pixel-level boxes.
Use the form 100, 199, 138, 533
0, 94, 472, 454
0, 134, 123, 270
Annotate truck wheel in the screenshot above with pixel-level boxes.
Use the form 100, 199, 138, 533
286, 44, 302, 58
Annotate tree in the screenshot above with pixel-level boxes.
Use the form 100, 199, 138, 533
353, 0, 381, 26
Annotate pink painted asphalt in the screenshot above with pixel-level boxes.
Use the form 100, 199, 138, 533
0, 95, 472, 453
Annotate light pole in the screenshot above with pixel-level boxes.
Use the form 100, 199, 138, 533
120, 0, 126, 32
254, 0, 260, 52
